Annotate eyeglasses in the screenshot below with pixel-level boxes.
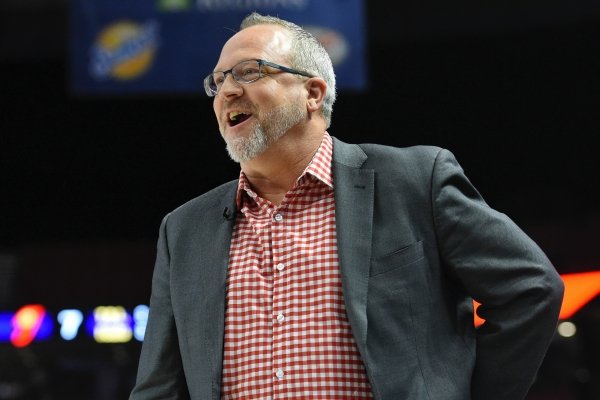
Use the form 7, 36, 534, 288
203, 59, 314, 97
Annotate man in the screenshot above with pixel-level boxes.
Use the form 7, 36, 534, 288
130, 12, 564, 400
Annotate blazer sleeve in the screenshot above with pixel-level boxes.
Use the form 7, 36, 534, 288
129, 214, 190, 400
431, 149, 564, 400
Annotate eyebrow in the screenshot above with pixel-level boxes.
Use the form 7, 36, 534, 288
212, 59, 255, 73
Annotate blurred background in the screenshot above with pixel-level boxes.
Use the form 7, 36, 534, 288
1, 0, 599, 399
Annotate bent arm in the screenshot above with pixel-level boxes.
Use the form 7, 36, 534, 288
431, 149, 564, 400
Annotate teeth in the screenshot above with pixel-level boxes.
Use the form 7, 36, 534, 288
229, 111, 246, 121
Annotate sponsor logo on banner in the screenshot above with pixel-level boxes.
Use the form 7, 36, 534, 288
90, 20, 160, 81
158, 0, 193, 11
305, 26, 349, 66
195, 0, 308, 11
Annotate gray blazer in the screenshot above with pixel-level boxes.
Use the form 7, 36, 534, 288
130, 137, 564, 400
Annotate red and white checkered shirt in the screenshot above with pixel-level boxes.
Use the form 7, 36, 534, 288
221, 132, 373, 399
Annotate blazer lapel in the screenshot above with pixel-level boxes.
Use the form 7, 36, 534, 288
190, 182, 237, 395
332, 137, 374, 353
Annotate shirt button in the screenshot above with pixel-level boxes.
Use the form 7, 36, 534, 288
273, 213, 283, 222
276, 263, 285, 271
276, 314, 285, 323
275, 369, 285, 379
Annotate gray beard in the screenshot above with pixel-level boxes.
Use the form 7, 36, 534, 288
224, 103, 305, 163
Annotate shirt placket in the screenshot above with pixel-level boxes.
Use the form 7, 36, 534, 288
270, 204, 289, 399
240, 198, 276, 400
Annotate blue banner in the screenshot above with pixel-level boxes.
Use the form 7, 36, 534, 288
69, 0, 366, 94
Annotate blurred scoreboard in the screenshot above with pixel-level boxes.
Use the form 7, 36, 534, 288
2, 271, 599, 347
0, 304, 148, 347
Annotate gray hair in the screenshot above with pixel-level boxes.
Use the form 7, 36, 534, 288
240, 12, 337, 128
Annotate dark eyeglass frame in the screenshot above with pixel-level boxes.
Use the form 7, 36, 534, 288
203, 58, 314, 97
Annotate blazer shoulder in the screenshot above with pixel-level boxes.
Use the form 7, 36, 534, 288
359, 142, 453, 178
332, 136, 447, 170
360, 142, 444, 161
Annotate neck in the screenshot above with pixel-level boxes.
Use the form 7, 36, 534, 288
240, 129, 325, 205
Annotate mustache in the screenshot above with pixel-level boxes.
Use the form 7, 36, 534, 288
222, 100, 255, 115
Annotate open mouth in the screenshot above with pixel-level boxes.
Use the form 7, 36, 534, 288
228, 111, 251, 127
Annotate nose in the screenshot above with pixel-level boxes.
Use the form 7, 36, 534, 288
218, 72, 243, 99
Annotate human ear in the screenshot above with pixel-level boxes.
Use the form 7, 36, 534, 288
305, 78, 327, 113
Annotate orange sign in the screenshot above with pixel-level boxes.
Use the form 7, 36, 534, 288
474, 271, 600, 327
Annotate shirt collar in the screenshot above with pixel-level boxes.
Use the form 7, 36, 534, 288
235, 132, 334, 208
